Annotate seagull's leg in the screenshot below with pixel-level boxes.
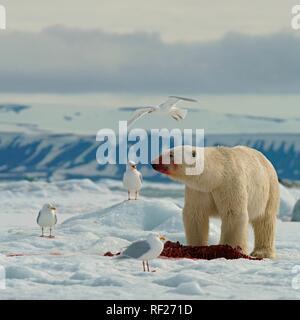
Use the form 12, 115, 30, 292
128, 191, 130, 200
146, 261, 150, 272
40, 227, 44, 237
135, 191, 138, 200
49, 228, 54, 239
142, 261, 145, 272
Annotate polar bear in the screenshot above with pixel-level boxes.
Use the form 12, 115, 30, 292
152, 146, 280, 259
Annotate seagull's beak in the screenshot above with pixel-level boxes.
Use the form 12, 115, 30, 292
159, 236, 166, 241
51, 207, 57, 211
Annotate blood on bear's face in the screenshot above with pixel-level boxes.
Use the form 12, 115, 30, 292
151, 156, 176, 175
151, 146, 201, 183
151, 150, 180, 176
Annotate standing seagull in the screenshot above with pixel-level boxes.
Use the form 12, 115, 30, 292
123, 161, 143, 200
37, 203, 57, 238
127, 96, 198, 127
118, 234, 166, 272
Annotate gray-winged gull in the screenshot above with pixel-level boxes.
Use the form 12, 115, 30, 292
37, 203, 57, 238
126, 96, 198, 127
118, 234, 166, 272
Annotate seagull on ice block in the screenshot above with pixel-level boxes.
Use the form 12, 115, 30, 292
119, 234, 166, 272
37, 203, 57, 238
123, 161, 143, 200
126, 96, 198, 127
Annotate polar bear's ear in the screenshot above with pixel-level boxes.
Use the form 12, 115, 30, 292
192, 150, 197, 158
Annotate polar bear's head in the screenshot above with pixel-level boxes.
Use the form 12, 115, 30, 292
151, 146, 204, 183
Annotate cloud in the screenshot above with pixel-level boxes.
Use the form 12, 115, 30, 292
0, 26, 300, 94
2, 0, 297, 42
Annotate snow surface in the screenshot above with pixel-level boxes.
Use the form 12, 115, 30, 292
292, 199, 300, 222
0, 179, 300, 300
279, 184, 299, 221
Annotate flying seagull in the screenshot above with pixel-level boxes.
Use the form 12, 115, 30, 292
123, 160, 143, 200
37, 203, 57, 238
118, 234, 166, 272
127, 96, 198, 127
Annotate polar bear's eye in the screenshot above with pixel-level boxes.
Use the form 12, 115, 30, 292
192, 150, 196, 158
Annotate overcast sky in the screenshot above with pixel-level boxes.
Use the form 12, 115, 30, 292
1, 0, 298, 42
0, 1, 299, 94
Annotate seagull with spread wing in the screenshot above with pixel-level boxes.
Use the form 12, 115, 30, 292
126, 96, 197, 127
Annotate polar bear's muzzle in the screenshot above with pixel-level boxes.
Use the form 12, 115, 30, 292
151, 163, 171, 175
152, 154, 176, 174
152, 153, 180, 176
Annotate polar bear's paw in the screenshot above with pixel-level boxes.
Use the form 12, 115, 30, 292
251, 248, 276, 259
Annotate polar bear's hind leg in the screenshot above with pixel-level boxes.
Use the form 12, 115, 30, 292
251, 210, 277, 259
251, 181, 279, 259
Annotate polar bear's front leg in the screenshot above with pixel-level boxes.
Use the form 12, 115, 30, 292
183, 187, 211, 246
219, 212, 249, 254
213, 186, 249, 254
183, 208, 209, 246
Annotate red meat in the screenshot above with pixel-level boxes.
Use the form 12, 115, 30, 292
104, 241, 262, 260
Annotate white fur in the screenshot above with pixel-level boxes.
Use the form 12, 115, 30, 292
153, 146, 280, 259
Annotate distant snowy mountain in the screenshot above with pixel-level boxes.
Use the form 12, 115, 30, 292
0, 132, 299, 182
0, 100, 300, 135
0, 104, 30, 114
